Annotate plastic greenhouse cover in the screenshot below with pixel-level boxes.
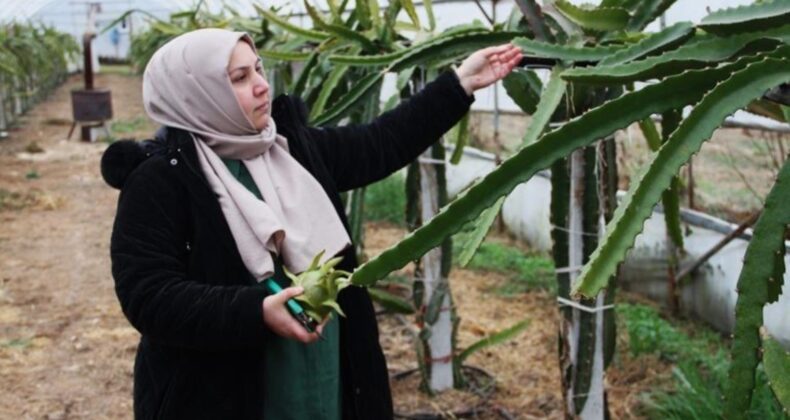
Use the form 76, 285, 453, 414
0, 0, 309, 23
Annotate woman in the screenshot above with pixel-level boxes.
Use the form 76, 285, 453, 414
102, 28, 521, 419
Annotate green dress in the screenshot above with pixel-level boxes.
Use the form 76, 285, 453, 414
222, 158, 341, 420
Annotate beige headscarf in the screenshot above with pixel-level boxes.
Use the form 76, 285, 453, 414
142, 28, 351, 281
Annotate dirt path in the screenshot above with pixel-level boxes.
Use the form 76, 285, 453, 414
0, 72, 155, 419
0, 72, 665, 419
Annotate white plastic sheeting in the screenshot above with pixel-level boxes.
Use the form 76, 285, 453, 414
445, 145, 790, 349
0, 0, 271, 23
3, 0, 779, 126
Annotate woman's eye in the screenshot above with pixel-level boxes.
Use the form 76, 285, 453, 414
233, 73, 247, 82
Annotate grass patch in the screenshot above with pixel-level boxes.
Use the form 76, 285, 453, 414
0, 189, 33, 210
1, 338, 31, 349
0, 188, 63, 211
24, 142, 44, 154
618, 303, 724, 365
617, 303, 785, 419
42, 117, 71, 126
453, 238, 555, 294
25, 169, 40, 180
111, 116, 149, 134
364, 172, 406, 226
99, 64, 135, 76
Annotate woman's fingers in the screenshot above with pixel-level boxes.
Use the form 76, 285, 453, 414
291, 322, 319, 343
315, 314, 332, 336
494, 46, 522, 64
494, 46, 522, 77
262, 286, 323, 343
482, 43, 516, 58
501, 50, 523, 72
455, 43, 523, 94
274, 286, 303, 303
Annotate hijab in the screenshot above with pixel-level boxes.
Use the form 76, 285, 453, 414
142, 28, 351, 281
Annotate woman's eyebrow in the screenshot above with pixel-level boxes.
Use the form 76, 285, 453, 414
229, 57, 262, 73
228, 64, 252, 74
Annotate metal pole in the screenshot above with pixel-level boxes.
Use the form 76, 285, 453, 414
676, 211, 761, 281
687, 159, 695, 210
83, 34, 94, 90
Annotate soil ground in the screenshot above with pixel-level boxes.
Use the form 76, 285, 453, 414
0, 70, 736, 419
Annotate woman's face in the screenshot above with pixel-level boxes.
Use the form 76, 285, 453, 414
227, 41, 270, 131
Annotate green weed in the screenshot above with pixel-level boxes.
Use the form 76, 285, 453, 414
0, 189, 28, 210
24, 142, 44, 153
99, 64, 135, 76
1, 338, 31, 349
110, 116, 149, 134
454, 240, 555, 294
617, 303, 785, 419
25, 169, 39, 180
364, 172, 406, 226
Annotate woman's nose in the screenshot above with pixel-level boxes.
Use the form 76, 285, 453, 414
254, 73, 269, 96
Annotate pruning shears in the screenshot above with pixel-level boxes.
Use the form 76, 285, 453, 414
263, 278, 325, 341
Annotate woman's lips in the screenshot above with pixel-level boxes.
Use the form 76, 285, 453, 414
255, 102, 268, 113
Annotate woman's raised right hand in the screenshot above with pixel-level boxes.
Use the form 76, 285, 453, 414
262, 286, 325, 344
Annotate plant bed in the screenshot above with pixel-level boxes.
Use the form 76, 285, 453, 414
390, 365, 500, 419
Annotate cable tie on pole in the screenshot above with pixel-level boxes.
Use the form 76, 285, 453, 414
425, 353, 454, 364
556, 296, 614, 313
571, 390, 606, 398
550, 224, 599, 237
555, 266, 583, 274
418, 157, 446, 165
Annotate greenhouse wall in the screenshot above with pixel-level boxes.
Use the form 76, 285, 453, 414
446, 145, 790, 349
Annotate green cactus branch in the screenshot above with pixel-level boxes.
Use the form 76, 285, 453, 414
572, 54, 790, 299
502, 69, 543, 114
660, 110, 685, 252
448, 111, 470, 165
311, 71, 383, 126
291, 51, 319, 97
701, 0, 790, 35
400, 0, 421, 28
598, 21, 693, 66
329, 49, 408, 66
513, 37, 625, 62
762, 333, 790, 413
626, 0, 677, 31
520, 65, 567, 148
367, 287, 415, 314
723, 157, 790, 418
303, 0, 377, 50
458, 318, 530, 363
455, 196, 504, 267
388, 31, 521, 72
554, 0, 630, 31
562, 27, 790, 84
328, 30, 518, 71
253, 4, 330, 41
349, 61, 750, 287
308, 64, 351, 122
259, 50, 312, 61
313, 30, 520, 125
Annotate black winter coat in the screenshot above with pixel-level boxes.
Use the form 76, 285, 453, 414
102, 71, 473, 419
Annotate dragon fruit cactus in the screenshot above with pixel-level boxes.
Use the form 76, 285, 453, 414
284, 250, 352, 321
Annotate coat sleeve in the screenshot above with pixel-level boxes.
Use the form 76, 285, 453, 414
305, 70, 474, 192
110, 160, 269, 351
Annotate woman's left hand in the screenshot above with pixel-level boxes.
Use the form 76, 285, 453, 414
454, 43, 523, 96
